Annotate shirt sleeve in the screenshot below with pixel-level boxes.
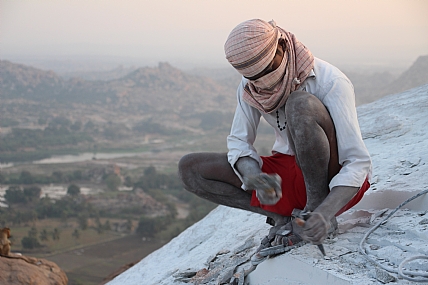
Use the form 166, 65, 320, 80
321, 77, 372, 190
227, 79, 263, 185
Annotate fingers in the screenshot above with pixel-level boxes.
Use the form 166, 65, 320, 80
246, 173, 283, 205
295, 212, 329, 244
256, 189, 281, 205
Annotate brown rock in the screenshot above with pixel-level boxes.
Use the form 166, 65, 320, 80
0, 253, 68, 285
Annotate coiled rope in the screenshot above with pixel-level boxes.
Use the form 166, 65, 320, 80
359, 188, 428, 282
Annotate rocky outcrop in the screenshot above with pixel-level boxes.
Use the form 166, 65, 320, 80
0, 253, 68, 285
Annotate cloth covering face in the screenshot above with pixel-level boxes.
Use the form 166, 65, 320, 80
224, 19, 314, 114
224, 19, 279, 78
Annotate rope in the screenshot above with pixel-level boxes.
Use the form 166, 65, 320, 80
359, 188, 428, 282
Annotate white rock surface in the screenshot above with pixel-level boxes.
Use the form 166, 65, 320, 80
107, 84, 428, 285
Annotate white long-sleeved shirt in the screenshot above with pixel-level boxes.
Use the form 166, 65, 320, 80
227, 57, 372, 190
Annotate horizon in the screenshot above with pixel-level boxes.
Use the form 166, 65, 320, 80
1, 0, 427, 72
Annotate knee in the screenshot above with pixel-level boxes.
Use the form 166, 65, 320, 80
178, 153, 206, 192
286, 91, 316, 115
178, 153, 196, 183
286, 91, 324, 124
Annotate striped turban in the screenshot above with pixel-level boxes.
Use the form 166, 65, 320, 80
224, 19, 280, 78
224, 19, 314, 113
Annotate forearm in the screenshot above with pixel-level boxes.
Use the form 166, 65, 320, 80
313, 186, 359, 221
235, 156, 261, 179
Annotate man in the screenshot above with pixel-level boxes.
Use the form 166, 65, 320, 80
179, 19, 371, 250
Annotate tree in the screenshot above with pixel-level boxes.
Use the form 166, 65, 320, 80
95, 217, 103, 234
70, 121, 82, 131
23, 186, 41, 202
144, 166, 157, 176
39, 229, 49, 241
72, 229, 80, 240
103, 220, 111, 231
4, 186, 26, 204
21, 236, 41, 249
67, 184, 81, 196
22, 227, 41, 249
105, 174, 121, 191
19, 171, 34, 184
136, 216, 157, 237
124, 176, 133, 187
77, 214, 88, 230
72, 170, 82, 181
52, 228, 60, 241
28, 227, 38, 239
51, 171, 64, 183
125, 218, 133, 232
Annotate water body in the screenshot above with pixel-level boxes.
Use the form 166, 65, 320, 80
0, 151, 143, 169
33, 152, 141, 164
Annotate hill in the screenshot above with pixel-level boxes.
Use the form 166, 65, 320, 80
0, 60, 236, 113
106, 84, 428, 285
382, 55, 428, 96
2, 56, 428, 163
344, 55, 428, 105
0, 61, 238, 162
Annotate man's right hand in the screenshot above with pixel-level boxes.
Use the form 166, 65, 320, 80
244, 173, 282, 205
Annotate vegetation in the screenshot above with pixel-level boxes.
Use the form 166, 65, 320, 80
4, 185, 41, 204
2, 169, 94, 186
0, 165, 217, 250
67, 184, 81, 196
0, 126, 93, 153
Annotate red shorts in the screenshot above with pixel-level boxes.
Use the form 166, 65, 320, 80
250, 153, 370, 216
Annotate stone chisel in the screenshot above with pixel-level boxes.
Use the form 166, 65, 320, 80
294, 211, 326, 256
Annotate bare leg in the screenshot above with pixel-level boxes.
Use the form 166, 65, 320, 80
285, 91, 341, 212
178, 152, 286, 223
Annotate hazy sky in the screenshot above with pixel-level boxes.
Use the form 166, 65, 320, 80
1, 0, 427, 70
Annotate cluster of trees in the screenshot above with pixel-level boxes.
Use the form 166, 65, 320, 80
0, 169, 84, 185
136, 194, 216, 240
134, 166, 217, 240
0, 125, 93, 153
4, 185, 41, 204
0, 113, 189, 164
0, 116, 98, 163
21, 227, 61, 249
3, 184, 80, 205
133, 166, 183, 193
0, 165, 217, 247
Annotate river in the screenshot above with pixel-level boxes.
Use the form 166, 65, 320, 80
0, 151, 143, 169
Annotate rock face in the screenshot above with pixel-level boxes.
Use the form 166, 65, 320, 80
0, 254, 68, 285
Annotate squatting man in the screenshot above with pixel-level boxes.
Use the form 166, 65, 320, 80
179, 19, 372, 256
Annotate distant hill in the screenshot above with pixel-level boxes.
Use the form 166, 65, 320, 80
343, 70, 396, 106
344, 55, 428, 106
61, 65, 138, 81
382, 55, 428, 96
2, 56, 427, 134
0, 60, 237, 132
190, 56, 428, 107
0, 60, 65, 100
